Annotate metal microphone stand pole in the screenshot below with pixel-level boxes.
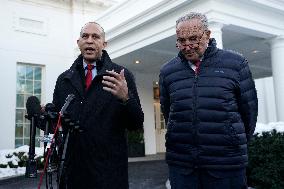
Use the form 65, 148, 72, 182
25, 115, 37, 178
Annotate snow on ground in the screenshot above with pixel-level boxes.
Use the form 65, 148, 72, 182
254, 122, 284, 134
0, 167, 26, 179
0, 145, 44, 179
0, 122, 283, 179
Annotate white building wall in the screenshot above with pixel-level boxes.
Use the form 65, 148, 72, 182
135, 72, 157, 155
0, 0, 110, 149
0, 0, 74, 149
255, 77, 277, 124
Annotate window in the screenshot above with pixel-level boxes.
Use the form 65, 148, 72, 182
15, 63, 43, 148
153, 82, 166, 130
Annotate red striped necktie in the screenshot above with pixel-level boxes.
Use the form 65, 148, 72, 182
85, 64, 95, 90
194, 60, 201, 74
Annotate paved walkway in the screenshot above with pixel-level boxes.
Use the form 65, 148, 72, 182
128, 153, 165, 162
0, 154, 168, 189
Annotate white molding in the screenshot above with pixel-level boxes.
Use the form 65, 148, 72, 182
12, 11, 49, 36
9, 0, 113, 12
107, 25, 175, 58
97, 0, 190, 41
103, 0, 284, 57
206, 2, 284, 36
246, 0, 284, 12
270, 35, 284, 49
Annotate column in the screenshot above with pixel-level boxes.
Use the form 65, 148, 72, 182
209, 22, 224, 49
135, 72, 157, 155
270, 36, 284, 121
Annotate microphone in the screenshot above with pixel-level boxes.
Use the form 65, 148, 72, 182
44, 103, 57, 133
43, 103, 56, 152
26, 96, 41, 120
25, 96, 41, 178
45, 103, 56, 113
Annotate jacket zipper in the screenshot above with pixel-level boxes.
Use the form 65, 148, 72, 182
193, 63, 200, 168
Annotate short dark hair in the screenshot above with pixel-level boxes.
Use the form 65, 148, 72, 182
80, 22, 105, 39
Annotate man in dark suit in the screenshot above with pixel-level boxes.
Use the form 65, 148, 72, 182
53, 22, 144, 189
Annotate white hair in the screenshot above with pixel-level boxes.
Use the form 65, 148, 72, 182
176, 12, 209, 30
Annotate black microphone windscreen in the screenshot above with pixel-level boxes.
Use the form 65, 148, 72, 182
26, 96, 41, 117
45, 103, 56, 112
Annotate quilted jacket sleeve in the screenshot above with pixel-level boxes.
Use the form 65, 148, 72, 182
238, 59, 258, 141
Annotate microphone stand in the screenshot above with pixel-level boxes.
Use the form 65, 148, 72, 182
56, 94, 76, 189
57, 120, 79, 189
41, 108, 58, 189
45, 119, 55, 189
25, 115, 38, 178
36, 94, 75, 189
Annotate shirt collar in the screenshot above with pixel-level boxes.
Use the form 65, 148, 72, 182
83, 60, 96, 69
188, 56, 204, 65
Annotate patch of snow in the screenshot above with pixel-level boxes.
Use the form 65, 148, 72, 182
255, 122, 284, 134
0, 145, 44, 179
0, 167, 25, 179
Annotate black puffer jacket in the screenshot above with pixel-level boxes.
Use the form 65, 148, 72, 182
53, 50, 144, 189
159, 39, 258, 170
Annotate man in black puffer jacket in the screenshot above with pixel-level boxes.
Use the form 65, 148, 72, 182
159, 12, 257, 189
53, 22, 144, 189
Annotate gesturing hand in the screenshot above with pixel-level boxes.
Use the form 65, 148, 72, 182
102, 69, 129, 102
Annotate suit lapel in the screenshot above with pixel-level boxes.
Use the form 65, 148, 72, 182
86, 51, 116, 116
64, 57, 85, 98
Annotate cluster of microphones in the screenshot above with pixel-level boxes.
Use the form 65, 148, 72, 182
25, 96, 55, 178
25, 94, 77, 189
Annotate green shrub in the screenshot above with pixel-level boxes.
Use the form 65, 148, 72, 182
36, 156, 45, 170
5, 154, 13, 158
0, 164, 8, 168
127, 130, 144, 144
247, 129, 284, 189
8, 161, 18, 168
0, 148, 45, 170
127, 130, 145, 157
16, 151, 28, 167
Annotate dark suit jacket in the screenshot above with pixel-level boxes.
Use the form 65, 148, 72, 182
53, 50, 144, 189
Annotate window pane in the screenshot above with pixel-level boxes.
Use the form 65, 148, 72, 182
160, 113, 164, 120
36, 128, 40, 136
16, 94, 25, 108
24, 123, 30, 138
162, 122, 166, 129
34, 81, 41, 94
15, 124, 23, 137
26, 66, 33, 80
17, 79, 25, 94
26, 80, 33, 94
24, 138, 30, 146
16, 109, 24, 124
34, 67, 42, 80
15, 139, 23, 148
35, 138, 40, 147
17, 65, 25, 80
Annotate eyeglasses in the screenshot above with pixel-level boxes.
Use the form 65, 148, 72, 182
176, 31, 205, 46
